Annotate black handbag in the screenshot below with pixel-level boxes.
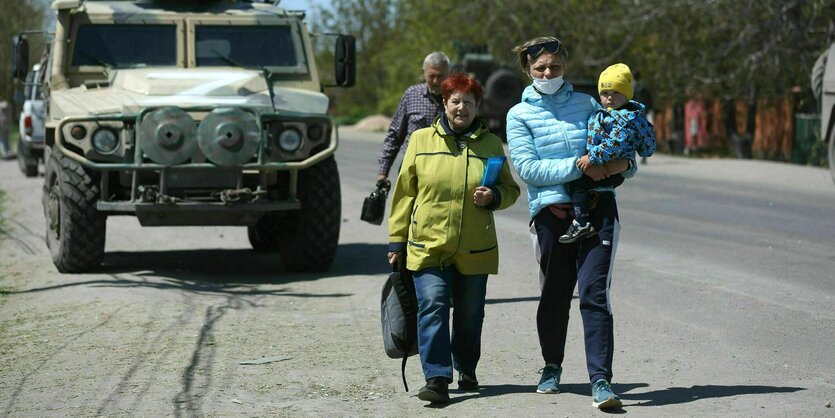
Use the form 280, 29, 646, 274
361, 180, 390, 225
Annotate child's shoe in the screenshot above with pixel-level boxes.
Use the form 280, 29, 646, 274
559, 220, 596, 244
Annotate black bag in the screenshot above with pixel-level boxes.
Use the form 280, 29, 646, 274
380, 260, 418, 391
361, 180, 390, 225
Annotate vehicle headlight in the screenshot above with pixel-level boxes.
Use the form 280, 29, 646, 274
92, 128, 119, 154
277, 129, 303, 152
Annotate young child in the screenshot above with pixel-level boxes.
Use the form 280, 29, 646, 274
559, 63, 656, 244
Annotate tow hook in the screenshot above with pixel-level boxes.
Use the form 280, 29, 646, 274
217, 188, 266, 203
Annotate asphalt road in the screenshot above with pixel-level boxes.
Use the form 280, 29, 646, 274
0, 128, 833, 417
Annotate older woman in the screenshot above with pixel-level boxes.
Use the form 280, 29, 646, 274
505, 37, 636, 410
388, 73, 520, 403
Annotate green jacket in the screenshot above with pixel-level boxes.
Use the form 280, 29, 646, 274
388, 117, 520, 275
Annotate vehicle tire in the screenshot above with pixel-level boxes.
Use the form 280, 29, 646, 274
17, 142, 38, 177
483, 68, 525, 113
247, 213, 282, 251
42, 149, 106, 273
249, 157, 341, 272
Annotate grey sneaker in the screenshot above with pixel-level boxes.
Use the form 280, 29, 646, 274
536, 364, 562, 394
591, 379, 622, 409
559, 220, 597, 244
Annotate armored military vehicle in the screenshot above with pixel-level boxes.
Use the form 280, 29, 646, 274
454, 44, 524, 141
12, 0, 356, 273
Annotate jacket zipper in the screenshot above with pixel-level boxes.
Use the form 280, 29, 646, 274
442, 132, 468, 271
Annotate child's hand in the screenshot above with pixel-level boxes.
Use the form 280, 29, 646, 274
577, 155, 591, 171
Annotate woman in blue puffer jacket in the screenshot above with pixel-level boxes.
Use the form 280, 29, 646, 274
505, 36, 637, 411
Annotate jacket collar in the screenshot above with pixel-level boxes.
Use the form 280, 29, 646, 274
434, 114, 488, 139
422, 83, 443, 105
605, 100, 646, 120
522, 81, 576, 106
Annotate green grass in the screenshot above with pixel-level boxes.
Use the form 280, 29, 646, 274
10, 129, 20, 149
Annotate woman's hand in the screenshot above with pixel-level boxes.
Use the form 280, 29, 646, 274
388, 251, 402, 265
583, 164, 609, 181
603, 158, 630, 175
473, 186, 494, 207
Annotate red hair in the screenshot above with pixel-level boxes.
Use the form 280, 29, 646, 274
441, 73, 483, 103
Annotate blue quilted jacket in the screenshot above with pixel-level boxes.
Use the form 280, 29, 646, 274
507, 83, 637, 218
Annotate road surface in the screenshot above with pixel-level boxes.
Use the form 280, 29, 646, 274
1, 127, 833, 417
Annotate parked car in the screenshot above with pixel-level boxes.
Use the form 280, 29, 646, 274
18, 63, 46, 177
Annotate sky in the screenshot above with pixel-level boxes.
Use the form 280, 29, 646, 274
278, 0, 317, 11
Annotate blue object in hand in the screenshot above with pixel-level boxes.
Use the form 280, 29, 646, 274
481, 156, 506, 187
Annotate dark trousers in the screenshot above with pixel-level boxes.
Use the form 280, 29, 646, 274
567, 174, 624, 221
532, 192, 620, 383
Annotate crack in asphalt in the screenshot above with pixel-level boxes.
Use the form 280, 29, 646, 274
173, 296, 253, 418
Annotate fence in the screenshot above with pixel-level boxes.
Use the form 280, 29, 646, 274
654, 97, 827, 167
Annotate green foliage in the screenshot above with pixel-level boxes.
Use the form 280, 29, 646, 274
316, 0, 835, 118
0, 0, 47, 106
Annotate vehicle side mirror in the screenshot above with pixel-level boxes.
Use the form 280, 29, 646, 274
334, 34, 356, 87
12, 35, 30, 80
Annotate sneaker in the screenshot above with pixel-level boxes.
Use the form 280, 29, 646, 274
418, 377, 450, 403
591, 379, 622, 409
457, 373, 479, 391
536, 364, 562, 394
559, 220, 597, 244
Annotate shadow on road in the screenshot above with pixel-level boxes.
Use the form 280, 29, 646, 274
0, 243, 391, 296
97, 242, 390, 280
485, 295, 577, 305
618, 383, 806, 407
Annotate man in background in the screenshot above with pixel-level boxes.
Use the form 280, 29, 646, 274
376, 51, 450, 185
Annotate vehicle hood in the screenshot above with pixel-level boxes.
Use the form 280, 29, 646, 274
49, 68, 329, 118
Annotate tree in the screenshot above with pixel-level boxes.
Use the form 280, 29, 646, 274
0, 0, 47, 113
317, 0, 835, 117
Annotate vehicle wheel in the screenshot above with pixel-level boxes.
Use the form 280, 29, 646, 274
484, 68, 525, 112
42, 149, 106, 273
17, 142, 38, 177
249, 157, 340, 272
247, 213, 283, 251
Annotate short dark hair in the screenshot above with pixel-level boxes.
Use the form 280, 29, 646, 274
441, 73, 483, 103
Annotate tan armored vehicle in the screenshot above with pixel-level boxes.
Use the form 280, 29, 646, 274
12, 0, 356, 273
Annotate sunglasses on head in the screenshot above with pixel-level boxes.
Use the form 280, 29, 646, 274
526, 40, 562, 59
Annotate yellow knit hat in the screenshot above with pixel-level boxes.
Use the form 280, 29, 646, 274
598, 63, 634, 100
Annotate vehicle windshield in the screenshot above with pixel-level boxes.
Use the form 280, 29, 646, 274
72, 25, 177, 68
195, 26, 300, 68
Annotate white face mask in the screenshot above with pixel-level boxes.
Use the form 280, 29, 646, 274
532, 75, 564, 95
